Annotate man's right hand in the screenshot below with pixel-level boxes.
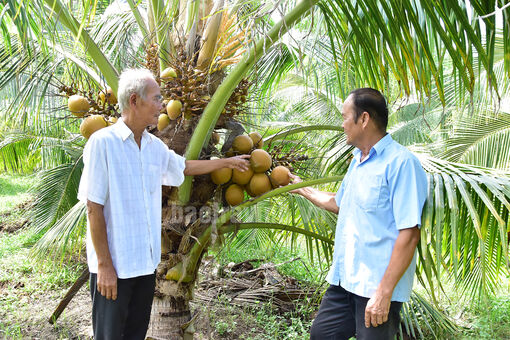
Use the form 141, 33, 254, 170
289, 173, 304, 194
288, 174, 339, 214
97, 263, 118, 300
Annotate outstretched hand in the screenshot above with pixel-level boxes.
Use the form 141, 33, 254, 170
289, 173, 304, 194
226, 155, 251, 171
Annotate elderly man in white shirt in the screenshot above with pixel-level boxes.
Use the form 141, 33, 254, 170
78, 68, 249, 340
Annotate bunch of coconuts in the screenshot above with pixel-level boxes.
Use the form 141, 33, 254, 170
156, 67, 182, 131
210, 132, 291, 206
67, 88, 118, 139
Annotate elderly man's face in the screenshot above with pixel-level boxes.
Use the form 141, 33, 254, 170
137, 79, 164, 126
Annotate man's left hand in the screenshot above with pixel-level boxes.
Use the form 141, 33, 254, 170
364, 290, 391, 328
226, 155, 250, 171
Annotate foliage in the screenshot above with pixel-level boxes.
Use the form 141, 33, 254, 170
0, 0, 510, 337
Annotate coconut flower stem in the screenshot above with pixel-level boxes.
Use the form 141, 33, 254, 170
196, 0, 224, 72
179, 0, 319, 204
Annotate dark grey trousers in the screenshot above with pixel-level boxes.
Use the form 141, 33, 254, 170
310, 284, 402, 340
90, 272, 156, 340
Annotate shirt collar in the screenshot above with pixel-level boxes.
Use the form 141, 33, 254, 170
353, 133, 393, 159
115, 118, 152, 143
372, 133, 393, 154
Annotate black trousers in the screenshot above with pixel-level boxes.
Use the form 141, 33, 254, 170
90, 272, 156, 340
310, 284, 402, 340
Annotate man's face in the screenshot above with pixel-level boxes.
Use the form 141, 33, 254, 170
341, 96, 363, 147
137, 79, 163, 126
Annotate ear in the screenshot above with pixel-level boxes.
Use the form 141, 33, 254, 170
129, 93, 137, 108
361, 111, 370, 128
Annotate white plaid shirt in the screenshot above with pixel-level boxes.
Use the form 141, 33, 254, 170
78, 118, 186, 278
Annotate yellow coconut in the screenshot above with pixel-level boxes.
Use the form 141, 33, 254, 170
225, 148, 235, 157
225, 184, 245, 206
161, 67, 178, 80
68, 95, 90, 117
250, 149, 272, 173
270, 166, 291, 186
211, 167, 232, 185
80, 115, 107, 139
232, 166, 254, 185
232, 135, 253, 154
244, 184, 255, 197
249, 131, 264, 149
248, 173, 272, 196
166, 100, 183, 119
157, 114, 171, 131
107, 116, 118, 126
99, 88, 117, 105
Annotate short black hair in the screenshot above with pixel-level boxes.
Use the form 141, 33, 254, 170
348, 88, 388, 132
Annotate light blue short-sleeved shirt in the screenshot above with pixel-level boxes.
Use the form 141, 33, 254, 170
78, 118, 186, 279
326, 133, 428, 302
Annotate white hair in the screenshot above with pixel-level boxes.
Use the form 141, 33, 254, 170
117, 68, 156, 112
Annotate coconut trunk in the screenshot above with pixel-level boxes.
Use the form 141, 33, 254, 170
144, 3, 235, 336
146, 122, 217, 339
147, 279, 195, 340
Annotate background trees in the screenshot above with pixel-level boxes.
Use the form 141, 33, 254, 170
1, 0, 509, 338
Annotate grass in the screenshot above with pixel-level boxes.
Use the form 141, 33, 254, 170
196, 294, 315, 340
462, 295, 510, 339
0, 173, 36, 211
413, 277, 510, 340
0, 172, 87, 339
0, 227, 88, 339
0, 172, 38, 229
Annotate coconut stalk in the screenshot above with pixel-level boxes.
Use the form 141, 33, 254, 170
196, 0, 224, 72
43, 0, 119, 93
179, 0, 319, 203
220, 223, 334, 245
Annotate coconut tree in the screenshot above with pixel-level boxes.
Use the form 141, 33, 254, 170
1, 0, 510, 338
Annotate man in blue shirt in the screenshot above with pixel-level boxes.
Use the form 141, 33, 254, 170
291, 88, 428, 339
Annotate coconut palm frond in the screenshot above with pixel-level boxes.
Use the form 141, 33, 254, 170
0, 131, 38, 172
388, 102, 444, 147
30, 155, 84, 235
90, 0, 146, 69
252, 42, 301, 110
400, 291, 460, 339
434, 111, 510, 170
318, 0, 505, 100
0, 34, 109, 137
31, 200, 87, 261
233, 193, 336, 267
0, 128, 82, 172
415, 153, 510, 301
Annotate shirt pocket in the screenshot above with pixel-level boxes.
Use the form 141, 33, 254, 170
353, 174, 383, 211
